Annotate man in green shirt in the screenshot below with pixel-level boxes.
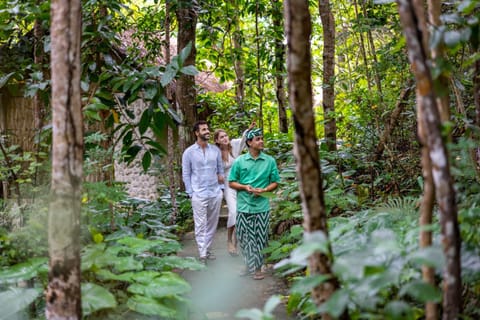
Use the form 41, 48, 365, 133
229, 128, 280, 280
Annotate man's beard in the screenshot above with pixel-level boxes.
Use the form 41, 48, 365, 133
199, 133, 210, 141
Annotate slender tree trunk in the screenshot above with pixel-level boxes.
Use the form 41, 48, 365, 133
46, 0, 83, 318
165, 1, 178, 225
360, 0, 383, 100
33, 4, 46, 188
176, 0, 198, 148
411, 2, 438, 318
427, 0, 450, 123
397, 2, 462, 319
474, 58, 480, 172
255, 1, 264, 127
229, 0, 245, 112
318, 0, 337, 151
352, 0, 372, 92
374, 80, 414, 160
272, 0, 288, 133
418, 95, 438, 320
284, 1, 343, 319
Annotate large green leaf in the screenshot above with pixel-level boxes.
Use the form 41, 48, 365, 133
408, 246, 445, 270
399, 280, 442, 303
112, 256, 143, 272
127, 272, 191, 298
127, 295, 177, 317
82, 282, 117, 316
290, 274, 332, 295
142, 152, 152, 172
317, 288, 349, 318
0, 257, 47, 284
147, 256, 205, 271
384, 300, 414, 320
0, 287, 42, 320
180, 65, 198, 76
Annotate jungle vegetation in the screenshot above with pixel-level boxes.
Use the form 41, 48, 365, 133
0, 0, 479, 319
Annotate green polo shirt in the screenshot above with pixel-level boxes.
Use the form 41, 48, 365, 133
229, 151, 280, 213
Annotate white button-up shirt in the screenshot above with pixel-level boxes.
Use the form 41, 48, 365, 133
182, 142, 224, 198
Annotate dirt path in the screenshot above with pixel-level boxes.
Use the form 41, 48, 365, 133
178, 225, 294, 320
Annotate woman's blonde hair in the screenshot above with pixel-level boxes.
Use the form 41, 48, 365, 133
214, 129, 233, 162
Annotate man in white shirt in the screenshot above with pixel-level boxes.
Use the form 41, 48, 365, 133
182, 120, 224, 264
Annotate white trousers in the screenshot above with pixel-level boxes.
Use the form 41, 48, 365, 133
224, 185, 237, 228
191, 191, 223, 258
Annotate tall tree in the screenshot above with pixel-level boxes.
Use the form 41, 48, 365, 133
318, 0, 336, 151
255, 0, 264, 127
46, 0, 83, 318
272, 0, 288, 133
284, 0, 342, 318
229, 0, 246, 112
397, 1, 462, 319
176, 0, 198, 148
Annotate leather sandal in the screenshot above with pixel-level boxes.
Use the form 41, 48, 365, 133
252, 271, 264, 280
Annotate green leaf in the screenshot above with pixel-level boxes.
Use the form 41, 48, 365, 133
0, 287, 42, 320
179, 42, 192, 64
82, 282, 117, 316
399, 280, 442, 303
112, 256, 144, 272
180, 65, 198, 76
125, 145, 142, 162
95, 269, 135, 282
138, 109, 152, 135
161, 66, 177, 87
384, 300, 414, 320
0, 258, 47, 284
318, 288, 349, 318
290, 274, 332, 294
263, 295, 282, 314
0, 72, 15, 88
142, 152, 152, 171
408, 246, 445, 270
127, 295, 177, 317
127, 272, 191, 298
148, 255, 206, 271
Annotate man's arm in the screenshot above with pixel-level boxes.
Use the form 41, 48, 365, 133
181, 150, 192, 196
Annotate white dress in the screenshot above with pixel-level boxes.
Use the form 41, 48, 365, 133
224, 132, 247, 228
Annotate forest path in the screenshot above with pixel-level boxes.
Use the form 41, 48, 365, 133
178, 222, 294, 320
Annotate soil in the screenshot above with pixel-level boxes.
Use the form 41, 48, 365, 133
178, 225, 295, 320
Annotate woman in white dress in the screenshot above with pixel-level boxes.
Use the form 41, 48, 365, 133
214, 122, 255, 255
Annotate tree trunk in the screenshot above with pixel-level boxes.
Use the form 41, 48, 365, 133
418, 96, 438, 320
352, 0, 372, 92
176, 0, 198, 148
165, 1, 178, 225
397, 2, 462, 319
46, 0, 83, 319
318, 0, 336, 151
284, 1, 342, 319
474, 57, 480, 172
374, 80, 414, 161
33, 3, 46, 188
360, 0, 383, 101
229, 0, 245, 112
255, 1, 264, 128
427, 0, 450, 123
272, 0, 288, 133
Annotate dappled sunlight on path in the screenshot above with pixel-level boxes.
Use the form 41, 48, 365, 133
178, 226, 293, 320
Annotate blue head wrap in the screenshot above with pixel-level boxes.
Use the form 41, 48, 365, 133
246, 128, 263, 140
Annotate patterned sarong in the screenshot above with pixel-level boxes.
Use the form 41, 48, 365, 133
236, 211, 270, 273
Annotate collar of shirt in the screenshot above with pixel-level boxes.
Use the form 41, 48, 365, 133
245, 151, 266, 161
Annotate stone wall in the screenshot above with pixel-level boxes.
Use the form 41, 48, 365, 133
114, 98, 159, 201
